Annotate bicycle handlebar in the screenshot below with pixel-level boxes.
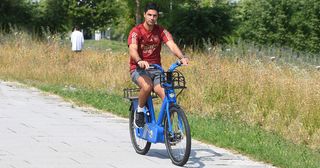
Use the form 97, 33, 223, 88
149, 60, 182, 73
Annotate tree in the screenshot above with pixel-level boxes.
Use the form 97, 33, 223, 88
0, 0, 33, 31
168, 4, 235, 48
42, 0, 71, 33
69, 0, 118, 31
237, 0, 320, 53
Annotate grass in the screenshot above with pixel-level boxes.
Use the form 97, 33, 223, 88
84, 39, 127, 53
37, 84, 129, 117
1, 31, 320, 167
190, 114, 320, 168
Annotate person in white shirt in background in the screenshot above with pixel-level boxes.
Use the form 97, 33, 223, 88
71, 26, 84, 52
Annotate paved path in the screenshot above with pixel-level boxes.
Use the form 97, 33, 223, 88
0, 81, 275, 168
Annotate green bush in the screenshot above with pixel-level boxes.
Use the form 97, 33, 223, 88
168, 5, 235, 49
237, 0, 320, 53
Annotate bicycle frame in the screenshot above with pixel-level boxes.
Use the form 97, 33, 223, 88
130, 61, 184, 144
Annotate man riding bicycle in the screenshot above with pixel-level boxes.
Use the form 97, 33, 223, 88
128, 2, 189, 128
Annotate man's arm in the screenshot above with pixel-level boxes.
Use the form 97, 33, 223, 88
165, 40, 189, 65
129, 44, 149, 69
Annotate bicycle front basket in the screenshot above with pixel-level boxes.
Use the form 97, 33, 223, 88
160, 70, 186, 89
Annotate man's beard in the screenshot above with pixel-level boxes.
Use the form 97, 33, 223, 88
147, 20, 155, 26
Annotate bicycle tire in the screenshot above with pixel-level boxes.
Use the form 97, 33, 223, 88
129, 107, 151, 155
164, 105, 191, 166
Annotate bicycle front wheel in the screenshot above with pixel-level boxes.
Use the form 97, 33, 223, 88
164, 105, 191, 166
129, 107, 151, 155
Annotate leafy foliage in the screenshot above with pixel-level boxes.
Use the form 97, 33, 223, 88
237, 0, 320, 53
69, 0, 118, 31
168, 4, 235, 48
42, 0, 70, 33
0, 0, 33, 31
1, 0, 119, 35
1, 0, 319, 54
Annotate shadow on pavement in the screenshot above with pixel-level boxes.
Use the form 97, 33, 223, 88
143, 146, 223, 168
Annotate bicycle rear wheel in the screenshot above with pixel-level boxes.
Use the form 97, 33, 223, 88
164, 105, 191, 166
129, 107, 151, 155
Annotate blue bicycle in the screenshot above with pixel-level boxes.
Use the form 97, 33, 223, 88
124, 61, 191, 166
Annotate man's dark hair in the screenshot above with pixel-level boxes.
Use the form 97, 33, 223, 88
144, 2, 159, 13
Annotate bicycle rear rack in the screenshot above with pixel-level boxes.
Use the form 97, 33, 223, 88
123, 88, 158, 100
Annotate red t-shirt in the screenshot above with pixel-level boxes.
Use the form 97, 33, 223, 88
128, 23, 173, 72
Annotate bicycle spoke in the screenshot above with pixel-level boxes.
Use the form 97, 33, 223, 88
129, 109, 151, 155
135, 128, 147, 147
167, 110, 188, 161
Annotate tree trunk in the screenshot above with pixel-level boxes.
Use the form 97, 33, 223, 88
135, 0, 141, 25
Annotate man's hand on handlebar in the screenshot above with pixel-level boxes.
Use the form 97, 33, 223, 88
138, 60, 150, 69
180, 57, 189, 65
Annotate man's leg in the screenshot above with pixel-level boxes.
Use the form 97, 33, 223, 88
152, 69, 165, 100
153, 84, 165, 100
132, 75, 153, 127
136, 75, 153, 107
